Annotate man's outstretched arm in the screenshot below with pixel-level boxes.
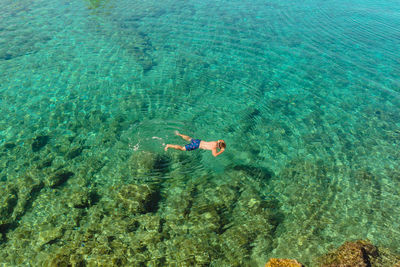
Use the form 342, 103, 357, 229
212, 148, 225, 157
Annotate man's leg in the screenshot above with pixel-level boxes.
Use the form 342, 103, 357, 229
164, 144, 186, 151
175, 131, 191, 141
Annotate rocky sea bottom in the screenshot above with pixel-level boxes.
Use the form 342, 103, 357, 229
1, 122, 400, 266
1, 0, 400, 265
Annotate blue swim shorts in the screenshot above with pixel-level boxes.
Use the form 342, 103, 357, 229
185, 139, 201, 151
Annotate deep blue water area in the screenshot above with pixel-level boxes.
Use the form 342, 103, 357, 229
1, 0, 399, 265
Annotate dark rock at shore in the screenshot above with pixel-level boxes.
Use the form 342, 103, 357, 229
319, 239, 400, 267
320, 240, 377, 267
265, 258, 304, 267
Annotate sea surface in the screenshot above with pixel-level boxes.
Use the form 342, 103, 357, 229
1, 0, 400, 265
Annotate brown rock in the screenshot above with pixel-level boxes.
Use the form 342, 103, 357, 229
265, 258, 304, 267
320, 240, 378, 267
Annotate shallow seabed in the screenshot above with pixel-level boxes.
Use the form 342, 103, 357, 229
1, 0, 400, 266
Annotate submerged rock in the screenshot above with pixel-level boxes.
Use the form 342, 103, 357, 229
129, 151, 157, 174
68, 189, 98, 209
36, 157, 53, 170
66, 146, 83, 160
319, 240, 379, 267
37, 227, 63, 247
265, 258, 304, 267
0, 176, 44, 241
0, 186, 18, 230
12, 176, 44, 219
32, 135, 50, 152
47, 171, 74, 188
129, 151, 169, 175
115, 184, 160, 214
3, 142, 16, 151
126, 151, 170, 184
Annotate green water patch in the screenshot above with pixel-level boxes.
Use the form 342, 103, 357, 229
1, 0, 400, 265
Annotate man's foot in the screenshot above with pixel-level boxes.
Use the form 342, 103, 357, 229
174, 130, 180, 136
164, 144, 169, 151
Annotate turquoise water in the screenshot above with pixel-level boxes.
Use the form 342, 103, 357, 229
1, 0, 400, 265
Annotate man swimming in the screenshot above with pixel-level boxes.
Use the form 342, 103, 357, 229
164, 131, 226, 157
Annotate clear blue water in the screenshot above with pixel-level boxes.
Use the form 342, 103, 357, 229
1, 0, 400, 265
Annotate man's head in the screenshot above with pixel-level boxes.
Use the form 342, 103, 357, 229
218, 140, 226, 149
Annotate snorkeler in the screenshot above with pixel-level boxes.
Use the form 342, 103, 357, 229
164, 131, 226, 157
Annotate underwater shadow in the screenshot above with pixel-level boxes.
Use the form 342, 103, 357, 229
232, 164, 274, 182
